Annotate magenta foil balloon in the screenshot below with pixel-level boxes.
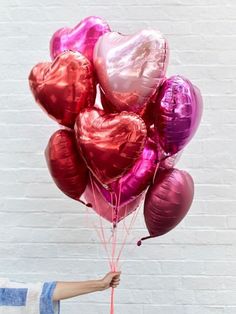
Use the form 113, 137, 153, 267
139, 168, 194, 244
154, 75, 203, 155
94, 30, 169, 116
96, 139, 158, 207
50, 16, 110, 62
83, 177, 144, 223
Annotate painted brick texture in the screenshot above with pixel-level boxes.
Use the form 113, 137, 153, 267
0, 0, 236, 313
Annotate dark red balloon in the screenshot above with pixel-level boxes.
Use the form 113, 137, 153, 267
138, 168, 194, 244
29, 51, 96, 128
45, 129, 88, 201
75, 107, 147, 185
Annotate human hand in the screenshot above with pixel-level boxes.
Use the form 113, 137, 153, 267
99, 271, 121, 290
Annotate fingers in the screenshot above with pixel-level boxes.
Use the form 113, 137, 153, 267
110, 276, 121, 288
105, 271, 121, 288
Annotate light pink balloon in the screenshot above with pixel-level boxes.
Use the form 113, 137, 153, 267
94, 30, 169, 116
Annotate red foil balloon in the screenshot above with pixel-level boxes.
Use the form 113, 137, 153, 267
154, 75, 203, 155
50, 16, 110, 62
45, 129, 88, 201
94, 30, 169, 116
75, 108, 147, 185
84, 176, 144, 223
97, 139, 158, 207
138, 168, 194, 244
29, 51, 96, 128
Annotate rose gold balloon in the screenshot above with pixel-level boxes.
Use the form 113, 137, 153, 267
94, 30, 169, 116
45, 129, 88, 201
29, 51, 96, 128
84, 176, 144, 223
75, 107, 147, 185
138, 168, 194, 245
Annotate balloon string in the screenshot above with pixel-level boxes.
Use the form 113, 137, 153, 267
110, 286, 115, 314
116, 201, 141, 265
90, 178, 117, 314
90, 174, 112, 269
109, 183, 122, 314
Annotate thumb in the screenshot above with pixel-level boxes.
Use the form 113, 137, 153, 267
111, 271, 121, 278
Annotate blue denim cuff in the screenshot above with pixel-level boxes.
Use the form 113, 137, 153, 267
40, 282, 60, 314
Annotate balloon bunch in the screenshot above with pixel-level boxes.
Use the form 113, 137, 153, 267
29, 15, 202, 255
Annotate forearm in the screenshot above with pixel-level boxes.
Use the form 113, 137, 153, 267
53, 280, 104, 301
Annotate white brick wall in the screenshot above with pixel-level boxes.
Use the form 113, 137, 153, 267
0, 0, 236, 313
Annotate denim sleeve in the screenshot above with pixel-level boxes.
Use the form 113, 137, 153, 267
40, 282, 60, 314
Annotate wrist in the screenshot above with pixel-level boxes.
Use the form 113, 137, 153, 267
97, 279, 106, 291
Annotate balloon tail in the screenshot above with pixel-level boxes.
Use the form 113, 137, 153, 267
137, 235, 156, 246
78, 198, 92, 207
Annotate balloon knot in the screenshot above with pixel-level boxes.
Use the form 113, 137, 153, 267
137, 240, 142, 246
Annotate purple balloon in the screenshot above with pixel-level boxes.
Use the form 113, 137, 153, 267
154, 75, 203, 155
96, 139, 158, 207
148, 125, 182, 168
138, 168, 194, 245
50, 16, 110, 62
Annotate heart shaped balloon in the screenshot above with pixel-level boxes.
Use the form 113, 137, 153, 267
45, 129, 88, 201
84, 176, 144, 223
94, 29, 169, 116
75, 107, 147, 185
50, 16, 110, 62
97, 139, 158, 207
153, 75, 203, 155
29, 51, 96, 128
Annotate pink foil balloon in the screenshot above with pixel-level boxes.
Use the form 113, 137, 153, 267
154, 75, 203, 155
138, 168, 194, 244
50, 16, 110, 62
75, 107, 147, 185
94, 30, 169, 116
97, 139, 158, 207
84, 176, 144, 223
